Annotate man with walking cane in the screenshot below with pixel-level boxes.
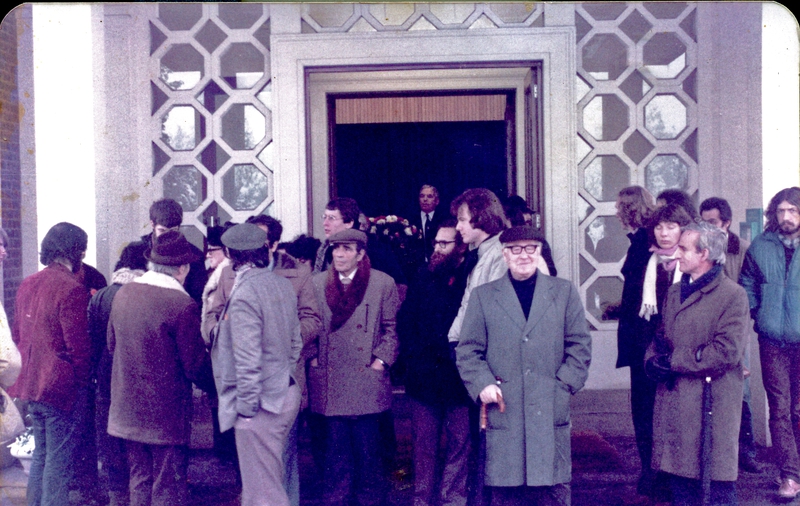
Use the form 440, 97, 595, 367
645, 222, 750, 505
456, 226, 591, 506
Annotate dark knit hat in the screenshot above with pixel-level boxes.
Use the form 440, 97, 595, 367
499, 226, 544, 244
146, 230, 200, 266
221, 223, 267, 251
206, 225, 226, 249
328, 229, 367, 249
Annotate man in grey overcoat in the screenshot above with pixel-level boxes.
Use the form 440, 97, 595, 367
456, 226, 591, 506
645, 222, 750, 504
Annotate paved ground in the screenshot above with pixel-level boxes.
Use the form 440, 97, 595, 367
0, 389, 792, 505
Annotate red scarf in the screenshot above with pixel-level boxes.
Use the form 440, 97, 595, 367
325, 255, 371, 332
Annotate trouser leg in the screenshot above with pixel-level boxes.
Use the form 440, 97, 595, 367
760, 339, 800, 482
323, 417, 355, 506
149, 444, 189, 506
440, 405, 470, 506
410, 398, 442, 506
352, 413, 388, 506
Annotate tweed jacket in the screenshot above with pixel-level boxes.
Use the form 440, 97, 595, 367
456, 272, 592, 487
448, 234, 507, 343
107, 271, 213, 445
309, 267, 399, 416
211, 267, 302, 432
646, 270, 749, 481
9, 263, 91, 412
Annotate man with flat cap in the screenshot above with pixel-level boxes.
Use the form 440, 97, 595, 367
309, 229, 399, 506
108, 230, 214, 506
211, 223, 302, 506
456, 226, 591, 506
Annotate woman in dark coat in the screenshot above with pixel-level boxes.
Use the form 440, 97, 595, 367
614, 188, 692, 499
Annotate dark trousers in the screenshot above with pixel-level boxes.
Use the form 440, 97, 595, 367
760, 339, 800, 482
668, 474, 737, 506
409, 398, 471, 506
323, 412, 388, 506
629, 356, 657, 481
28, 386, 93, 506
126, 441, 189, 506
96, 384, 130, 502
488, 484, 570, 506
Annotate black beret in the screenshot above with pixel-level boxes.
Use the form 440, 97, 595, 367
499, 226, 544, 244
328, 229, 367, 248
146, 230, 201, 266
221, 223, 267, 251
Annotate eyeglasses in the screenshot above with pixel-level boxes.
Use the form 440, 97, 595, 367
433, 240, 457, 248
504, 244, 540, 255
322, 214, 342, 222
207, 247, 223, 254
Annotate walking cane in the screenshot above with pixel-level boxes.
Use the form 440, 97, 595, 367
478, 392, 505, 506
700, 376, 713, 506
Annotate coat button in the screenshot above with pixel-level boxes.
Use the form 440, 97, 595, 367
525, 369, 531, 375
356, 324, 363, 329
522, 337, 529, 342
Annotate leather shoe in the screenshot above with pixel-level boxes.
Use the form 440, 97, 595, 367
778, 478, 800, 499
739, 454, 765, 473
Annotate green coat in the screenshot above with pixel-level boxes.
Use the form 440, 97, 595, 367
456, 273, 591, 487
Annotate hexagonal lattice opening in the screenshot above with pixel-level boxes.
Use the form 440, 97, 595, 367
159, 44, 204, 91
489, 3, 537, 24
430, 4, 476, 25
222, 164, 270, 211
307, 4, 354, 28
218, 3, 263, 30
221, 104, 266, 151
158, 3, 202, 31
584, 156, 630, 202
195, 20, 227, 54
582, 33, 628, 81
585, 216, 630, 264
582, 3, 627, 20
220, 43, 266, 90
161, 106, 204, 151
645, 154, 689, 196
644, 32, 687, 79
584, 94, 629, 141
644, 2, 688, 20
645, 95, 687, 140
585, 276, 624, 322
163, 165, 206, 212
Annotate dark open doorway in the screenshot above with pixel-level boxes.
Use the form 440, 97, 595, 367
329, 91, 518, 221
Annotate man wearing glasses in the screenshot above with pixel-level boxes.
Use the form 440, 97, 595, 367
456, 226, 591, 506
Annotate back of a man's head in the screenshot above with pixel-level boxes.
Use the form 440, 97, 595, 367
326, 197, 361, 226
246, 215, 283, 246
40, 222, 88, 269
150, 199, 183, 229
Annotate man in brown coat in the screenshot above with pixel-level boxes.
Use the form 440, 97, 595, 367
309, 229, 399, 506
645, 222, 750, 504
108, 230, 214, 506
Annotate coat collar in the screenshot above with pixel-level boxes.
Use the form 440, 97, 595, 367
134, 270, 188, 296
676, 267, 724, 311
492, 271, 555, 333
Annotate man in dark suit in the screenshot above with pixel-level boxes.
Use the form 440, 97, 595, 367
410, 184, 445, 262
456, 226, 591, 506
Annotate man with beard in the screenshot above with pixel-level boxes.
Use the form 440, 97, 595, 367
398, 218, 471, 506
740, 186, 800, 500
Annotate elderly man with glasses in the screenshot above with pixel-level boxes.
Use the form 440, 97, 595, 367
456, 226, 591, 506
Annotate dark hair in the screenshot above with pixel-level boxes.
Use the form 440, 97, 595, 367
617, 186, 655, 229
765, 187, 800, 233
246, 215, 283, 246
657, 189, 698, 221
699, 197, 733, 223
227, 245, 272, 270
450, 188, 508, 236
326, 198, 360, 225
149, 199, 183, 229
285, 234, 322, 264
437, 217, 465, 248
503, 195, 533, 227
649, 203, 694, 229
40, 222, 88, 268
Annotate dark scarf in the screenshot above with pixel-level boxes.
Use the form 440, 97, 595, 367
509, 271, 538, 320
325, 254, 371, 332
680, 264, 722, 303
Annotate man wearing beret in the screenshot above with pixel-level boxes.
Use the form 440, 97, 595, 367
108, 230, 214, 506
211, 223, 302, 506
308, 229, 399, 506
456, 226, 591, 506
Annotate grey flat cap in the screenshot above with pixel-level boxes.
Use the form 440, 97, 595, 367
328, 229, 368, 248
499, 226, 544, 244
221, 223, 267, 251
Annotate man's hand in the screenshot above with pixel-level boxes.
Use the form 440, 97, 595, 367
370, 358, 385, 371
479, 384, 503, 405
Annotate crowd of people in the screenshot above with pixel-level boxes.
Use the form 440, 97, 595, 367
0, 183, 798, 506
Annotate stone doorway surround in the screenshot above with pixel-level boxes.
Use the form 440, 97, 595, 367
271, 27, 578, 281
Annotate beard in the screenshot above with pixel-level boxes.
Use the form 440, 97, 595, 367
428, 249, 462, 274
779, 220, 800, 236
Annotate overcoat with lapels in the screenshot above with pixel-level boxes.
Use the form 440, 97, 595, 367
456, 272, 592, 487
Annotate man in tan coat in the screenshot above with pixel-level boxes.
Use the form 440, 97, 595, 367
645, 222, 750, 504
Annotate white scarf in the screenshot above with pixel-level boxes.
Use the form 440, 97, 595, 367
639, 252, 681, 321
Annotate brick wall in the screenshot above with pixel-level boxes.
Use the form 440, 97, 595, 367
0, 8, 22, 322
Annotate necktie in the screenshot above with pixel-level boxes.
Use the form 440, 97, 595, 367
424, 213, 432, 239
341, 277, 352, 286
